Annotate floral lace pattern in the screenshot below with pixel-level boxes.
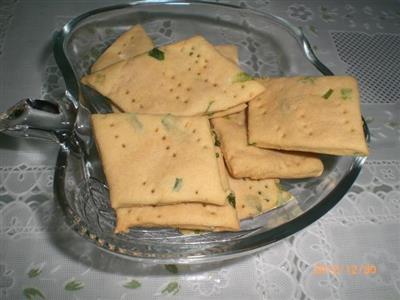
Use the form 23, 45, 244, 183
288, 4, 314, 22
255, 161, 400, 300
0, 160, 398, 299
0, 165, 70, 238
363, 104, 400, 160
187, 269, 230, 297
0, 264, 13, 298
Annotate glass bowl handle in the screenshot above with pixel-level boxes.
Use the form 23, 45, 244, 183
0, 98, 76, 143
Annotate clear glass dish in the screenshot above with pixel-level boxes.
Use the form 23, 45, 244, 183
47, 0, 368, 263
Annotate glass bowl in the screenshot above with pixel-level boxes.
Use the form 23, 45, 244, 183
50, 0, 368, 263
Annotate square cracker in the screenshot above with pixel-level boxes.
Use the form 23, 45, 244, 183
248, 76, 369, 156
229, 177, 293, 220
91, 27, 236, 74
91, 113, 229, 208
82, 36, 265, 116
211, 111, 324, 179
215, 146, 293, 220
115, 146, 239, 234
89, 26, 241, 116
115, 202, 239, 233
91, 25, 154, 72
107, 41, 245, 116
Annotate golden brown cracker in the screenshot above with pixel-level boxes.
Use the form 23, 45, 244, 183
91, 113, 229, 208
248, 76, 368, 156
115, 202, 239, 233
82, 36, 264, 116
212, 111, 324, 179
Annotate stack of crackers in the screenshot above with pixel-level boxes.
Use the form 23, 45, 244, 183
81, 25, 368, 234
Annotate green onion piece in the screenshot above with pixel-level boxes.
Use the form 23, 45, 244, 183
129, 113, 143, 131
172, 178, 183, 192
212, 130, 221, 147
161, 114, 175, 131
255, 202, 262, 213
205, 101, 215, 114
340, 88, 352, 100
322, 88, 334, 99
148, 48, 165, 60
233, 72, 253, 83
227, 193, 236, 208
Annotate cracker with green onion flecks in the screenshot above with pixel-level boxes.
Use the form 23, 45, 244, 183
115, 147, 239, 234
229, 177, 293, 220
91, 25, 154, 72
82, 36, 265, 116
248, 76, 369, 156
90, 26, 243, 116
211, 111, 324, 179
91, 27, 237, 74
215, 145, 293, 220
115, 201, 239, 233
91, 113, 229, 208
130, 42, 245, 118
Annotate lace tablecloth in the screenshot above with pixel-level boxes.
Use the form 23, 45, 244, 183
1, 1, 399, 299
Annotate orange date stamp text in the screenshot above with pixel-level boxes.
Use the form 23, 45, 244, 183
313, 263, 377, 276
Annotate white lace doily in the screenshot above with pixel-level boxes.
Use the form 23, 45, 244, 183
0, 160, 399, 299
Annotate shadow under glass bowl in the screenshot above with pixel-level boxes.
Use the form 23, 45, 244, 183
52, 0, 367, 264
